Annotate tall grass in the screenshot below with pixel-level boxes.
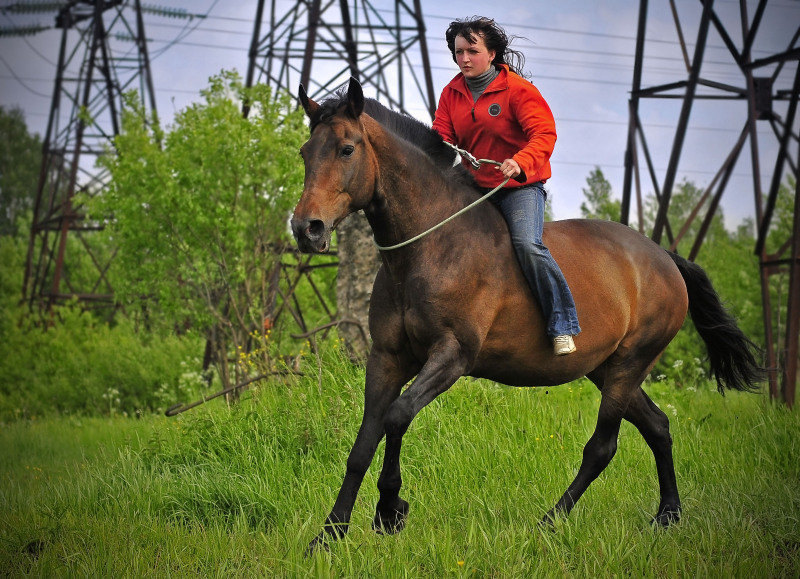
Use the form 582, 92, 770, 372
1, 344, 799, 576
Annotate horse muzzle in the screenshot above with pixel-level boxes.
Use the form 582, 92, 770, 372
291, 216, 332, 253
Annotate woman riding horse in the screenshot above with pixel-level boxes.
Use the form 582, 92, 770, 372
291, 78, 762, 554
433, 17, 581, 356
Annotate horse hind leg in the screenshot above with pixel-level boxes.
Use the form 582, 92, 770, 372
624, 387, 681, 526
584, 369, 681, 526
542, 384, 627, 525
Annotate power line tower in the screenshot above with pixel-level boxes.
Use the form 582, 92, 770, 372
622, 0, 799, 405
18, 0, 163, 316
244, 0, 437, 120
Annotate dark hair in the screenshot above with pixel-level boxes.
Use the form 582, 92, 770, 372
445, 17, 527, 77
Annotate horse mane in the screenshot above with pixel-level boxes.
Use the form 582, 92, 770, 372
311, 90, 476, 189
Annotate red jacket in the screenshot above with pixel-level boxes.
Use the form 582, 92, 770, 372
432, 65, 556, 189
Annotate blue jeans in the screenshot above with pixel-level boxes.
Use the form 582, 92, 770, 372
490, 183, 581, 338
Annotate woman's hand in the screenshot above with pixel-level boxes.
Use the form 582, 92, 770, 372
497, 158, 522, 179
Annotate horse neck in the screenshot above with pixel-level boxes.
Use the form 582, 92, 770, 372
362, 117, 474, 254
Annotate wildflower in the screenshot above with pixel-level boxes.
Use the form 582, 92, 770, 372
457, 561, 465, 567
672, 359, 683, 369
666, 403, 677, 417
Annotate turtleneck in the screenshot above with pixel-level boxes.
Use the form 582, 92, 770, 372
464, 65, 499, 102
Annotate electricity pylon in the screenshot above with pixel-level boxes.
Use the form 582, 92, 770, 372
622, 0, 799, 405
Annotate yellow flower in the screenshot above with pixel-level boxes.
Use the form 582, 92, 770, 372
457, 561, 465, 567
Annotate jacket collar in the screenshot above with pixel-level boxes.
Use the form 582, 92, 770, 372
447, 63, 510, 98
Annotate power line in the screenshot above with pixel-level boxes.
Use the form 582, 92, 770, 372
0, 54, 50, 97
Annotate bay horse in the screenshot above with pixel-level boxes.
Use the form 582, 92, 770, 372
291, 78, 762, 552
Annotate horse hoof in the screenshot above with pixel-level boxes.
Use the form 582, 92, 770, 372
304, 533, 331, 557
538, 510, 558, 531
652, 505, 682, 527
372, 498, 409, 535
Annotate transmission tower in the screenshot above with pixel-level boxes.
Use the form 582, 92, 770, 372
621, 0, 799, 405
17, 0, 171, 315
244, 0, 437, 120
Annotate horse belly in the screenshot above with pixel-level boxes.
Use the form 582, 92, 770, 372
469, 300, 616, 387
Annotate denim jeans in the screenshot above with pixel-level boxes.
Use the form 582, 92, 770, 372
489, 183, 581, 338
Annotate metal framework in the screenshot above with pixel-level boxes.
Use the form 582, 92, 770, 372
622, 0, 799, 405
244, 0, 437, 120
22, 0, 158, 315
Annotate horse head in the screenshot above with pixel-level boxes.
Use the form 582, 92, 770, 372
291, 78, 378, 254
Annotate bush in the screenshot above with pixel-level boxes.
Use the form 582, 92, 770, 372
0, 299, 207, 420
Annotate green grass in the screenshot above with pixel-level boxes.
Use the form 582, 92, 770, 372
1, 348, 799, 576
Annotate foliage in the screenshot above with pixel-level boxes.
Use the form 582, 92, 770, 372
1, 350, 798, 575
575, 171, 775, 384
579, 166, 621, 221
88, 71, 309, 390
0, 106, 41, 236
0, 226, 207, 420
764, 175, 797, 369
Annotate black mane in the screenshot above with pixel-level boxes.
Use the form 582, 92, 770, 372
311, 91, 475, 186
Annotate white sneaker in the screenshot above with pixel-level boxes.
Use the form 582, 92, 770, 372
553, 335, 576, 356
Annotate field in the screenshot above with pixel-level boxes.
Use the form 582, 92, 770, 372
1, 348, 799, 576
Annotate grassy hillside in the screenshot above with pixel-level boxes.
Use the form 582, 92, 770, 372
1, 346, 798, 576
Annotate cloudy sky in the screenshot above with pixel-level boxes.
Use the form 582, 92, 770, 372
1, 0, 798, 225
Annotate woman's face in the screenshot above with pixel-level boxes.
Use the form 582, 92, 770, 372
454, 33, 496, 79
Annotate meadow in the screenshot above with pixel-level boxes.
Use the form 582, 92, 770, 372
1, 346, 799, 577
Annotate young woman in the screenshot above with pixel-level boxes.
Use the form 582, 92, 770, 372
432, 16, 581, 355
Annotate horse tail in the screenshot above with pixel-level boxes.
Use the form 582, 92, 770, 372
668, 251, 764, 394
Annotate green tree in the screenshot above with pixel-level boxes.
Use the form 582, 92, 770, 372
90, 71, 308, 390
764, 175, 797, 373
580, 166, 621, 221
0, 106, 41, 236
642, 178, 728, 254
637, 178, 764, 384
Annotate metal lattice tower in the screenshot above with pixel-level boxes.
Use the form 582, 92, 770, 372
244, 0, 436, 120
622, 0, 799, 405
21, 0, 158, 315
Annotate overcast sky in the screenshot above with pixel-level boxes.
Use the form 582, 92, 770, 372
1, 0, 798, 226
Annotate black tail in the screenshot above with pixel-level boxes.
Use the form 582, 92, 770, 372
668, 252, 764, 394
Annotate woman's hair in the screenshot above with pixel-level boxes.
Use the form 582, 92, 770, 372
445, 17, 527, 77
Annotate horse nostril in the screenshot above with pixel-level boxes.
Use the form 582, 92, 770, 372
305, 219, 325, 240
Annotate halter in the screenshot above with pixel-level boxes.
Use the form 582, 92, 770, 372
373, 142, 511, 251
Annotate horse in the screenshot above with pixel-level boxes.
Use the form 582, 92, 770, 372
290, 78, 762, 552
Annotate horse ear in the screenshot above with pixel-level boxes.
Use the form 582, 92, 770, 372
298, 84, 319, 118
346, 77, 364, 118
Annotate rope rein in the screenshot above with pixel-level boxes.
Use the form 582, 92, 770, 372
373, 142, 511, 251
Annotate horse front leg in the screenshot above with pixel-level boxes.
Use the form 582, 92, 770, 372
373, 336, 470, 534
306, 349, 412, 554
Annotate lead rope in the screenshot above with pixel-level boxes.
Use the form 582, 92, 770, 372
373, 142, 511, 251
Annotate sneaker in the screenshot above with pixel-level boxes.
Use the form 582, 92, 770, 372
553, 335, 576, 356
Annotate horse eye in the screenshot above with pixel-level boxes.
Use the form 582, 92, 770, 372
341, 145, 354, 157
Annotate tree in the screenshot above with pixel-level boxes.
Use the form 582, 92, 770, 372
89, 71, 309, 390
0, 106, 41, 236
580, 166, 621, 221
635, 178, 762, 384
